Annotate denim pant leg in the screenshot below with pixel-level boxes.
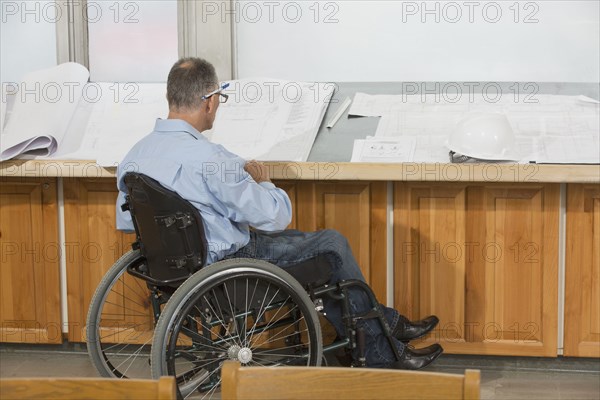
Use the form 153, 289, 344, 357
225, 229, 405, 368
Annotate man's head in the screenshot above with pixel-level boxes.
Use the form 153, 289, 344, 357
166, 57, 221, 132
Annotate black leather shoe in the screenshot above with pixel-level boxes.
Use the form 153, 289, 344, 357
391, 344, 443, 370
393, 315, 439, 342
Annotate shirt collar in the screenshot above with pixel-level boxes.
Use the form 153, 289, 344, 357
153, 118, 207, 141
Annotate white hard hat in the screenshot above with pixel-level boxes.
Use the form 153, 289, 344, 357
447, 113, 517, 161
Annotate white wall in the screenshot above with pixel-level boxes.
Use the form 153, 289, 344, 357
1, 0, 57, 84
2, 1, 597, 84
235, 0, 600, 82
88, 0, 178, 82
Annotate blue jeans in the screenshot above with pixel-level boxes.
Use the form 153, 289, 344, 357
224, 229, 406, 368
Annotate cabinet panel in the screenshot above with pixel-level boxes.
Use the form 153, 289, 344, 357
0, 178, 61, 343
64, 178, 137, 342
295, 182, 387, 300
395, 184, 468, 345
395, 183, 559, 356
565, 184, 600, 357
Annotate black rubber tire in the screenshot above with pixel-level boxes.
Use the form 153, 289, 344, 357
150, 258, 323, 398
86, 249, 156, 378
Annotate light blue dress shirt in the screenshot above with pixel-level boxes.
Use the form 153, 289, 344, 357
116, 119, 292, 264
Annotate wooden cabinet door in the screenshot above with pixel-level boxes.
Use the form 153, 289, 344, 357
565, 184, 600, 357
63, 178, 137, 342
295, 182, 388, 300
394, 183, 468, 348
395, 183, 559, 356
0, 178, 61, 343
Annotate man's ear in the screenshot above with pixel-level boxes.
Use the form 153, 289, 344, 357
206, 95, 219, 115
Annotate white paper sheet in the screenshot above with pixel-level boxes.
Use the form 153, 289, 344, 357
46, 78, 331, 166
532, 136, 600, 164
0, 92, 6, 133
0, 63, 90, 160
86, 83, 168, 166
351, 92, 600, 164
208, 79, 334, 162
351, 136, 416, 163
348, 92, 401, 117
38, 83, 168, 166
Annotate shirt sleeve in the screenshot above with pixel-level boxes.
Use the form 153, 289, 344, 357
200, 152, 292, 231
115, 190, 135, 232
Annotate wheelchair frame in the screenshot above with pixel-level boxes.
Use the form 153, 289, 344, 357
86, 173, 400, 398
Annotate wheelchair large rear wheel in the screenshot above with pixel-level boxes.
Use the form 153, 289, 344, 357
151, 258, 323, 398
87, 249, 167, 378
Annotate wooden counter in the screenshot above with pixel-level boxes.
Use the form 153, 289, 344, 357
1, 159, 599, 182
1, 159, 598, 358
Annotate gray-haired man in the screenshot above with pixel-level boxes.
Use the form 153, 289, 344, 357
117, 57, 443, 369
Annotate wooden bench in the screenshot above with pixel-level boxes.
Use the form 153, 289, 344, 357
0, 376, 176, 400
221, 361, 480, 400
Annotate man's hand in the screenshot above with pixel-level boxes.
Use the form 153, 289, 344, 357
244, 160, 271, 183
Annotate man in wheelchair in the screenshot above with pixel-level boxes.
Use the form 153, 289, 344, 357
115, 57, 443, 374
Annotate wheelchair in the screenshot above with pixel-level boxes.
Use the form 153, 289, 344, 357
86, 173, 401, 398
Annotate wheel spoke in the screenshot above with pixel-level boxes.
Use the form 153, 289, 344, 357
154, 262, 323, 399
87, 252, 154, 380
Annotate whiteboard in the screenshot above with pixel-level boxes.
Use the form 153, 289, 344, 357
235, 1, 600, 82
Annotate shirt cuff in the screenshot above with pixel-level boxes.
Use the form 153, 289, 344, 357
258, 181, 276, 190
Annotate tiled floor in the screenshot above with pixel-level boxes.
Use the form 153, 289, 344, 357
428, 355, 600, 400
430, 366, 600, 400
1, 345, 599, 400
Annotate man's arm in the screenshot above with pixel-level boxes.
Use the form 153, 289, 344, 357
203, 156, 292, 231
244, 160, 271, 184
115, 190, 135, 232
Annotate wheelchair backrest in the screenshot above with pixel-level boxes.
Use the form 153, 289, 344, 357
122, 172, 208, 284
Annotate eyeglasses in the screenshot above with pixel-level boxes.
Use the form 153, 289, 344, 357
202, 83, 230, 104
